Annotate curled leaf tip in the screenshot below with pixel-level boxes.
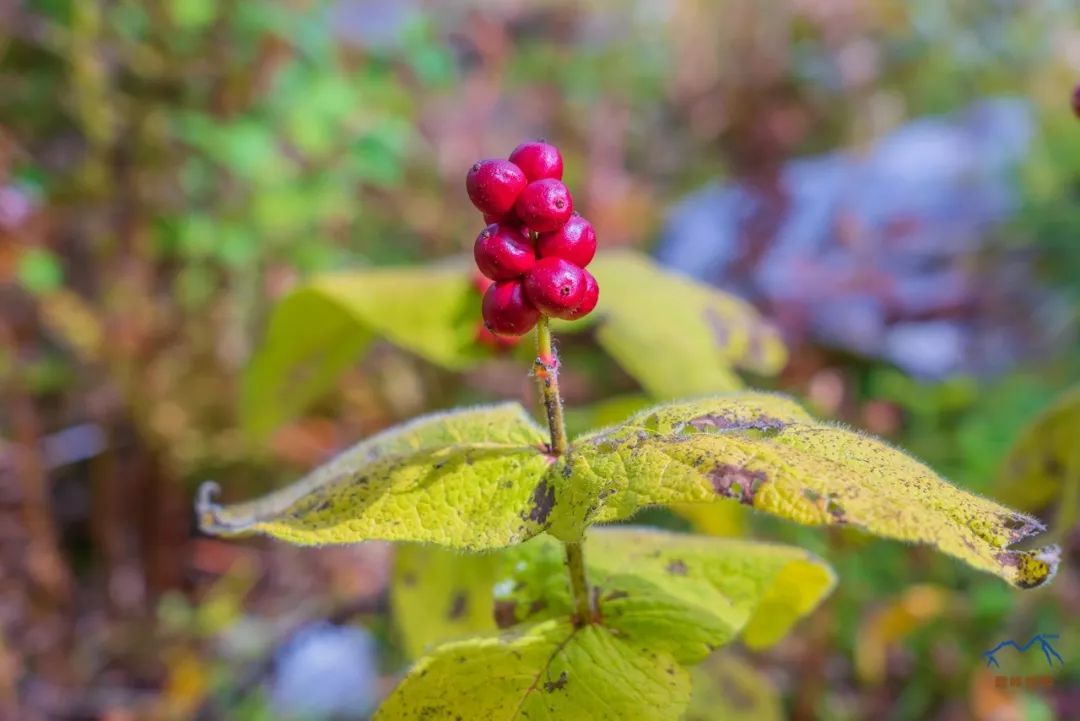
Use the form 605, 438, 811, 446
195, 481, 235, 536
999, 545, 1061, 589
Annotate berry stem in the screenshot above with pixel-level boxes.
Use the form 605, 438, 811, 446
533, 315, 568, 456
533, 314, 593, 624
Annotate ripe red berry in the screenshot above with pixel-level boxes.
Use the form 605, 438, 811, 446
508, 141, 564, 182
467, 159, 527, 217
562, 269, 599, 320
482, 280, 540, 336
474, 223, 535, 280
1072, 83, 1080, 119
515, 179, 573, 233
475, 321, 521, 351
536, 214, 596, 267
523, 257, 587, 318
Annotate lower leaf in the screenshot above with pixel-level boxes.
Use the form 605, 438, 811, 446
375, 619, 691, 721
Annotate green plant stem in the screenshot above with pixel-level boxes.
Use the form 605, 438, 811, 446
534, 316, 568, 456
534, 315, 593, 624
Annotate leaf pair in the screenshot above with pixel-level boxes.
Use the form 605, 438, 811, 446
198, 392, 1059, 588
380, 528, 834, 720
240, 251, 787, 437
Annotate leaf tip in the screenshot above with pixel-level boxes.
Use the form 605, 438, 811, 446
999, 545, 1061, 589
195, 480, 243, 537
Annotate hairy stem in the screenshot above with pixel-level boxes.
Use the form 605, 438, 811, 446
534, 316, 568, 456
534, 315, 593, 623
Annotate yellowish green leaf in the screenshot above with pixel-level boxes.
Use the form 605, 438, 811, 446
561, 392, 1060, 589
671, 503, 749, 537
241, 262, 483, 437
375, 619, 691, 721
392, 545, 499, 658
684, 652, 783, 721
996, 385, 1080, 524
495, 528, 835, 662
197, 404, 553, 550
575, 251, 787, 398
241, 287, 372, 438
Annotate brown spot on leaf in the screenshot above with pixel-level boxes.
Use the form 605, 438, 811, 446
603, 589, 629, 602
688, 413, 786, 436
825, 498, 847, 524
709, 464, 767, 504
524, 479, 556, 525
666, 559, 688, 576
543, 671, 569, 693
401, 571, 417, 587
447, 591, 468, 620
494, 600, 517, 629
528, 599, 548, 616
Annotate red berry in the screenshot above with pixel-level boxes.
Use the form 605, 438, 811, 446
1072, 83, 1080, 119
536, 214, 596, 267
474, 223, 535, 280
515, 179, 573, 233
467, 159, 527, 217
475, 321, 520, 351
523, 257, 587, 318
562, 269, 599, 320
508, 140, 564, 182
482, 280, 539, 336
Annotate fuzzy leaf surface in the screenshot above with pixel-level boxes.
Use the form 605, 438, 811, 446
375, 619, 691, 721
564, 393, 1059, 588
197, 404, 553, 550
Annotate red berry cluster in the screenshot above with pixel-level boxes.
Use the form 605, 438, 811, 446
466, 141, 599, 338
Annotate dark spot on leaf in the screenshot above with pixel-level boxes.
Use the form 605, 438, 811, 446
447, 591, 468, 620
996, 552, 1021, 569
689, 413, 786, 436
543, 671, 568, 693
494, 600, 517, 629
666, 559, 688, 576
524, 479, 556, 525
825, 498, 847, 524
1042, 455, 1064, 478
803, 488, 822, 503
603, 589, 629, 602
528, 599, 548, 616
401, 572, 417, 587
709, 464, 767, 504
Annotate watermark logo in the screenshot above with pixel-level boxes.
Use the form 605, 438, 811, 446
983, 634, 1063, 690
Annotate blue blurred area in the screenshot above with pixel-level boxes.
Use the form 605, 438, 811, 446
658, 97, 1072, 378
271, 623, 379, 719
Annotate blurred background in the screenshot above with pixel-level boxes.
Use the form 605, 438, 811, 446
2, 1, 1079, 719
